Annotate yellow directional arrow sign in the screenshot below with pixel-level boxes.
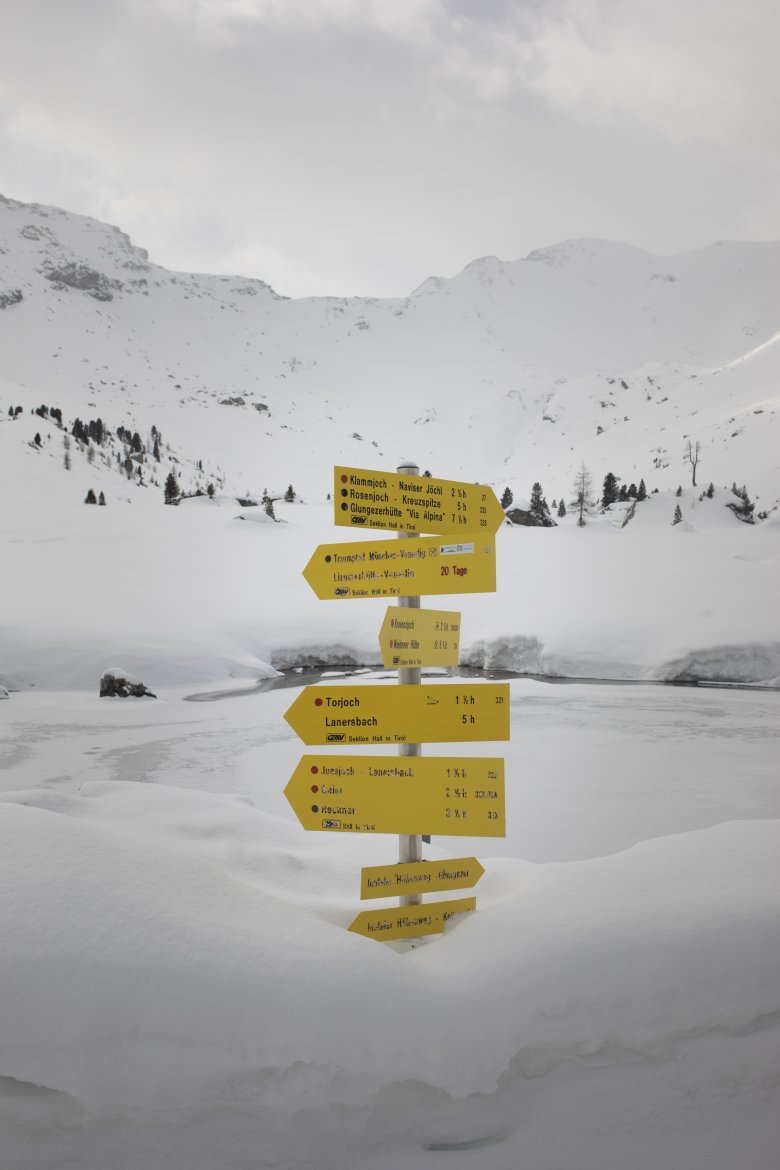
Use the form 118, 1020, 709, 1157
334, 466, 505, 536
379, 606, 460, 668
284, 683, 509, 745
303, 536, 496, 600
284, 755, 505, 836
360, 857, 485, 900
349, 897, 476, 941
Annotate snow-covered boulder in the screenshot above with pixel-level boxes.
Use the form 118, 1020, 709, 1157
99, 668, 156, 698
0, 684, 9, 699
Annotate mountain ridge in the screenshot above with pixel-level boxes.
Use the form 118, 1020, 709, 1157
1, 193, 779, 510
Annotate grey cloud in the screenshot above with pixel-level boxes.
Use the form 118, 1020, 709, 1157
0, 0, 778, 297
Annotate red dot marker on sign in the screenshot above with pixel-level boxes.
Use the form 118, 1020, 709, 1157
341, 474, 348, 483
310, 765, 319, 775
315, 697, 323, 706
311, 785, 319, 793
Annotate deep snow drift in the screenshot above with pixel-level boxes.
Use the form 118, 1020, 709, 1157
1, 682, 779, 1169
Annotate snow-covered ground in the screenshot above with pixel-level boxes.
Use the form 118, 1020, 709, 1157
2, 492, 779, 692
1, 679, 779, 1169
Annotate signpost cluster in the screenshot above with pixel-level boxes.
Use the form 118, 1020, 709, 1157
284, 462, 507, 942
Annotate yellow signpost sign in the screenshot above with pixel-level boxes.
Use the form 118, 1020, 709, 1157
360, 857, 485, 900
348, 897, 476, 940
334, 466, 505, 536
379, 606, 461, 668
284, 755, 505, 836
303, 535, 496, 600
284, 683, 509, 745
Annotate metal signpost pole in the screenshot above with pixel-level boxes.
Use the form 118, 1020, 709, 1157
396, 460, 422, 907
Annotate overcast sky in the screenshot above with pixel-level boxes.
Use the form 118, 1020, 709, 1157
1, 0, 778, 297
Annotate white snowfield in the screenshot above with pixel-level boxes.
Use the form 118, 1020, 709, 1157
1, 681, 779, 1170
0, 493, 778, 691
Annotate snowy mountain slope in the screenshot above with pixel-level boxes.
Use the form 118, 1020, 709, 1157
2, 193, 779, 506
1, 193, 779, 689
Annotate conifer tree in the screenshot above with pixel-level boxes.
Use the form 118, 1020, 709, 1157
500, 486, 513, 510
529, 482, 551, 525
84, 488, 97, 504
637, 478, 647, 501
672, 504, 683, 525
557, 499, 566, 518
601, 472, 619, 508
164, 471, 180, 505
284, 484, 296, 502
98, 491, 106, 505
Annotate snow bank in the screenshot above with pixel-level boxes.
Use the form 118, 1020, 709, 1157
1, 779, 778, 1121
2, 497, 778, 689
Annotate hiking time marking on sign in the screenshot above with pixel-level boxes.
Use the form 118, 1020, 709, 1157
284, 683, 509, 746
284, 755, 505, 836
302, 535, 496, 600
378, 606, 461, 668
334, 465, 505, 536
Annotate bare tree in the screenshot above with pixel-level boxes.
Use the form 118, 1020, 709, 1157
684, 439, 701, 487
572, 461, 593, 527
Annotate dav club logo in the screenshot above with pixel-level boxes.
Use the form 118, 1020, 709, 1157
350, 516, 367, 525
334, 588, 349, 596
326, 733, 346, 743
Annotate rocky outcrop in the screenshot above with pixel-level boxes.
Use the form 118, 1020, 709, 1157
505, 507, 556, 528
99, 668, 156, 698
0, 289, 22, 309
43, 261, 119, 301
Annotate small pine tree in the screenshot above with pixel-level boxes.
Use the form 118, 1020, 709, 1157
153, 438, 161, 462
34, 432, 41, 446
284, 484, 296, 502
676, 485, 683, 497
85, 488, 97, 504
264, 497, 276, 521
206, 482, 215, 498
98, 491, 106, 505
706, 482, 714, 499
672, 504, 683, 525
618, 484, 628, 502
164, 471, 180, 505
500, 486, 513, 510
601, 472, 619, 509
558, 499, 566, 518
627, 483, 638, 499
636, 479, 647, 501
